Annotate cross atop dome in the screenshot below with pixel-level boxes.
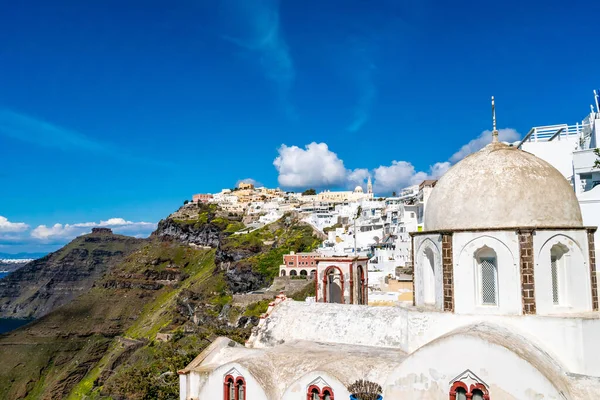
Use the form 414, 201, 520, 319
491, 95, 498, 143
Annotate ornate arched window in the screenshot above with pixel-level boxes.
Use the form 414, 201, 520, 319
224, 375, 235, 400
306, 384, 334, 400
235, 377, 246, 400
423, 247, 436, 305
307, 385, 321, 400
475, 247, 498, 306
550, 243, 569, 306
322, 387, 334, 400
449, 380, 490, 400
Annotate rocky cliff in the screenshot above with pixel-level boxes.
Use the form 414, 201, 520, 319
0, 229, 145, 319
0, 205, 320, 400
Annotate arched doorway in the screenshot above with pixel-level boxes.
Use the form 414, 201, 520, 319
290, 270, 297, 277
324, 267, 343, 303
300, 270, 308, 277
423, 247, 435, 305
310, 269, 316, 279
357, 265, 366, 305
281, 270, 286, 277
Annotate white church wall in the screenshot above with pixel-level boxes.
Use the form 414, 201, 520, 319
580, 198, 600, 265
179, 374, 187, 400
582, 318, 600, 376
533, 230, 592, 314
250, 301, 600, 377
196, 363, 268, 400
281, 371, 349, 400
453, 231, 521, 315
413, 234, 443, 310
384, 334, 567, 399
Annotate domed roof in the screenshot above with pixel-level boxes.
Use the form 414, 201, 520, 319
354, 185, 364, 193
424, 142, 583, 231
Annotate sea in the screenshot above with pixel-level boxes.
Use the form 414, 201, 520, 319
0, 271, 33, 334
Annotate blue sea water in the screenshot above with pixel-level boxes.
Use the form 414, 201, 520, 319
0, 271, 33, 334
0, 318, 31, 334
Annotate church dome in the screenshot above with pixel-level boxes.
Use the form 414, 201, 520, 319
354, 186, 364, 193
424, 142, 583, 231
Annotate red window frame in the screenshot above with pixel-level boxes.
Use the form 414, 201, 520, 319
449, 381, 490, 400
223, 375, 246, 400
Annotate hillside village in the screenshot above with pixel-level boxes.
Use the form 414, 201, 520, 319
178, 95, 600, 400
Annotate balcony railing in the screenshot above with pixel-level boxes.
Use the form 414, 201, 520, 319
518, 123, 585, 147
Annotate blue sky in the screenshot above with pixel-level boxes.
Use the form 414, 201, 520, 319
1, 0, 599, 253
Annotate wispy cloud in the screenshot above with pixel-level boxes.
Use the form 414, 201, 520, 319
347, 65, 377, 133
344, 34, 379, 133
0, 108, 175, 168
0, 109, 105, 153
221, 0, 295, 114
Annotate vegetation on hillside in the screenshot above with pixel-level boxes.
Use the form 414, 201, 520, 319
0, 207, 322, 399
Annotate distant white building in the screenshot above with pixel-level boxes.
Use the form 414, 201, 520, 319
519, 91, 600, 257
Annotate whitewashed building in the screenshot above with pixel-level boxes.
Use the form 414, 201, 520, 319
179, 117, 600, 399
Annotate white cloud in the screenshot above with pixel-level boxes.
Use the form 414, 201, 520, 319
30, 219, 156, 241
273, 142, 348, 188
450, 128, 520, 163
0, 216, 29, 233
372, 161, 448, 194
274, 128, 520, 195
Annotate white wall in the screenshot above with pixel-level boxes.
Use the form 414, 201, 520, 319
453, 231, 521, 315
250, 301, 600, 377
384, 334, 566, 400
413, 234, 443, 310
533, 230, 592, 314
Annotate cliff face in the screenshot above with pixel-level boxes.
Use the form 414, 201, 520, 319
0, 229, 145, 319
0, 205, 321, 400
154, 218, 222, 247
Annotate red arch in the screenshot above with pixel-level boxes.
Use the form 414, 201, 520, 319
357, 264, 367, 305
449, 381, 490, 400
470, 383, 490, 400
306, 385, 321, 400
235, 376, 246, 400
322, 386, 335, 399
322, 265, 345, 304
223, 375, 235, 400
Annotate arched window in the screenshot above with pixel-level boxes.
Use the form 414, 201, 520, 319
476, 247, 498, 306
235, 377, 246, 400
322, 387, 334, 400
455, 387, 467, 400
307, 385, 321, 400
310, 269, 316, 279
300, 270, 308, 277
224, 375, 235, 400
450, 381, 490, 400
472, 388, 484, 400
423, 247, 436, 305
281, 270, 286, 276
550, 243, 569, 306
290, 270, 297, 276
